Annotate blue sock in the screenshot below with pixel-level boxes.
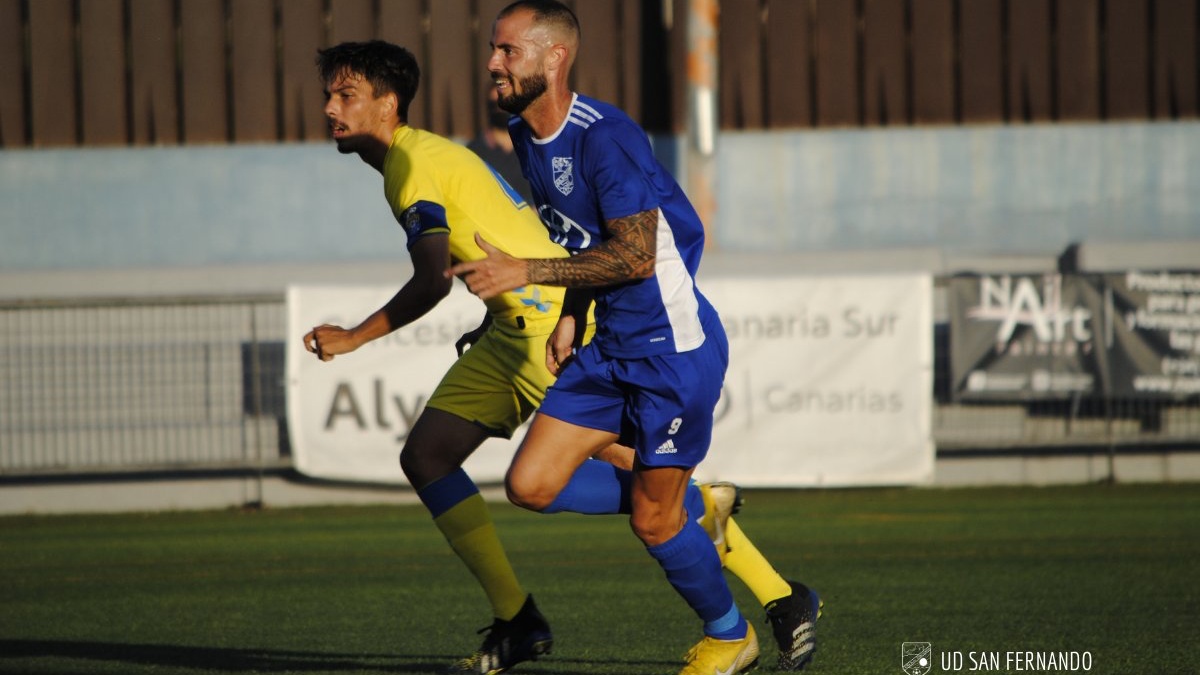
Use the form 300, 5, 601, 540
542, 459, 631, 514
415, 467, 478, 518
646, 519, 748, 640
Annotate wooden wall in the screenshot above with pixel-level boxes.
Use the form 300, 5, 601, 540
0, 0, 1195, 148
719, 0, 1198, 128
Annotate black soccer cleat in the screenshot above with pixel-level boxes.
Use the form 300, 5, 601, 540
765, 581, 822, 671
446, 594, 554, 674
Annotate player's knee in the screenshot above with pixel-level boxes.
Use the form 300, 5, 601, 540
398, 445, 421, 481
629, 508, 681, 547
504, 470, 556, 512
400, 444, 453, 490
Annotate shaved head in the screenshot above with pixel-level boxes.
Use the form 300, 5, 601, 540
498, 0, 580, 55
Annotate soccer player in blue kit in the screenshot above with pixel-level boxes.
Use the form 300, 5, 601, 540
447, 2, 818, 673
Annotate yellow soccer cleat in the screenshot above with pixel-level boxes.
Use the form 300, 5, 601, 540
679, 623, 760, 675
698, 481, 743, 565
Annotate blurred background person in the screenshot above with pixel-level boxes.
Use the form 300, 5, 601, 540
468, 86, 533, 204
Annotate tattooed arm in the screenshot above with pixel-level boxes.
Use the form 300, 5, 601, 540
445, 209, 659, 300
529, 209, 657, 287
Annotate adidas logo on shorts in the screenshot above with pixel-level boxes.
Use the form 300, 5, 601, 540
654, 439, 678, 455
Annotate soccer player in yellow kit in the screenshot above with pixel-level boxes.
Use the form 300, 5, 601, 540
302, 40, 815, 674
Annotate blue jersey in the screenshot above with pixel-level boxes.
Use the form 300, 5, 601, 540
509, 93, 719, 359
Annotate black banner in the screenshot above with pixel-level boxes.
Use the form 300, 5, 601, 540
950, 272, 1200, 400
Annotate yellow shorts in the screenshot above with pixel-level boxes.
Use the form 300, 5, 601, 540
426, 322, 594, 438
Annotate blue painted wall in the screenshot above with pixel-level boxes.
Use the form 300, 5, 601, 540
712, 122, 1200, 255
1, 144, 399, 270
1, 122, 1197, 272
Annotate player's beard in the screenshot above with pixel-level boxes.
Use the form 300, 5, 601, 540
497, 72, 548, 114
329, 121, 358, 154
333, 135, 369, 157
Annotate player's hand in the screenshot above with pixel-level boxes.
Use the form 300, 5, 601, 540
546, 315, 577, 376
444, 233, 529, 300
303, 324, 358, 362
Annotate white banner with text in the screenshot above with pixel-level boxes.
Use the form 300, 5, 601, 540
695, 274, 934, 486
286, 274, 933, 487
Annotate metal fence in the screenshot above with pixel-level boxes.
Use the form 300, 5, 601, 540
2, 290, 1198, 478
1, 295, 288, 476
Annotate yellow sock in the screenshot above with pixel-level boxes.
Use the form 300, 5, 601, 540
724, 517, 794, 607
434, 492, 527, 620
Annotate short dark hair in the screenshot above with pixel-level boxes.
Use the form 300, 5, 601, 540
498, 0, 580, 41
316, 40, 420, 121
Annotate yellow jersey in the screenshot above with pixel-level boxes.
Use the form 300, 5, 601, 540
382, 125, 569, 335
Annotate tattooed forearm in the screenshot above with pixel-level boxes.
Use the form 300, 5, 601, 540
528, 209, 658, 287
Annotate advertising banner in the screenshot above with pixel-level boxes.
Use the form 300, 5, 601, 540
949, 274, 1103, 400
1104, 271, 1200, 396
287, 274, 935, 487
950, 272, 1200, 400
286, 285, 520, 484
696, 274, 934, 486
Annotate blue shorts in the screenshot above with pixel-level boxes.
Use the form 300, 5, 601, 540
538, 323, 729, 469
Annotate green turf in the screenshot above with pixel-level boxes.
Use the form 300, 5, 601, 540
1, 483, 1196, 674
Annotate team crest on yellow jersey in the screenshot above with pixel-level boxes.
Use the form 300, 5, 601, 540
513, 286, 552, 314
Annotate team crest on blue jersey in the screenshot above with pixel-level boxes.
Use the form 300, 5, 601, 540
552, 157, 574, 196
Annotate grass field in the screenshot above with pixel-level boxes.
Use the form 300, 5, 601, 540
1, 483, 1196, 675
